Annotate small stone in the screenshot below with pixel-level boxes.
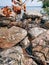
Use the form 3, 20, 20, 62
20, 37, 30, 48
0, 46, 25, 65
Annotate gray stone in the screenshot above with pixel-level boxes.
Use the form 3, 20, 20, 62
0, 46, 25, 65
26, 11, 42, 17
31, 30, 49, 47
28, 27, 46, 39
2, 20, 11, 25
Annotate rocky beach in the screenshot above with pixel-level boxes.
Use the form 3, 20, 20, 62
0, 7, 49, 65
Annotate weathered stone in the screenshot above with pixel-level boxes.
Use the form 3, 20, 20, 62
20, 37, 30, 48
32, 30, 49, 61
25, 58, 37, 65
35, 17, 41, 24
32, 52, 47, 65
44, 21, 49, 28
32, 30, 49, 47
0, 20, 11, 26
0, 46, 25, 65
0, 26, 27, 48
28, 27, 46, 40
26, 11, 42, 17
33, 45, 43, 52
40, 16, 49, 29
22, 12, 42, 22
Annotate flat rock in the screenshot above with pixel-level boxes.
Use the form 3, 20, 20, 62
0, 26, 27, 48
28, 27, 46, 39
26, 10, 42, 17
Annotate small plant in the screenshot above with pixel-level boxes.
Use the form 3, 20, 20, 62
44, 7, 49, 15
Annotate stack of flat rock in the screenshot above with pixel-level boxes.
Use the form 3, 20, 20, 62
0, 10, 49, 65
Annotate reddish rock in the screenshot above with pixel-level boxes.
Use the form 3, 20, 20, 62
0, 26, 27, 48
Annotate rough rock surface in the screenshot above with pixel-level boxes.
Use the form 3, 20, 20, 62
44, 21, 49, 28
25, 11, 42, 17
20, 37, 30, 48
32, 30, 49, 61
0, 8, 49, 65
25, 58, 37, 65
0, 26, 27, 48
0, 46, 25, 65
28, 27, 46, 40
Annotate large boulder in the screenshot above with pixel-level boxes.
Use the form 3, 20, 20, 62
0, 26, 27, 48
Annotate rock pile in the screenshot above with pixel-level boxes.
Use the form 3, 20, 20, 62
0, 10, 49, 65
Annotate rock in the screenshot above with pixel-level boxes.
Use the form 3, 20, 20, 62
33, 45, 43, 52
31, 30, 49, 47
25, 10, 42, 17
32, 52, 47, 65
27, 24, 33, 29
0, 20, 11, 27
0, 46, 25, 65
10, 21, 23, 27
44, 21, 49, 28
10, 21, 18, 26
35, 17, 41, 24
40, 16, 49, 29
25, 58, 37, 65
0, 26, 27, 48
28, 27, 46, 40
42, 15, 49, 21
20, 37, 30, 48
32, 30, 49, 61
27, 22, 39, 29
22, 12, 42, 21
